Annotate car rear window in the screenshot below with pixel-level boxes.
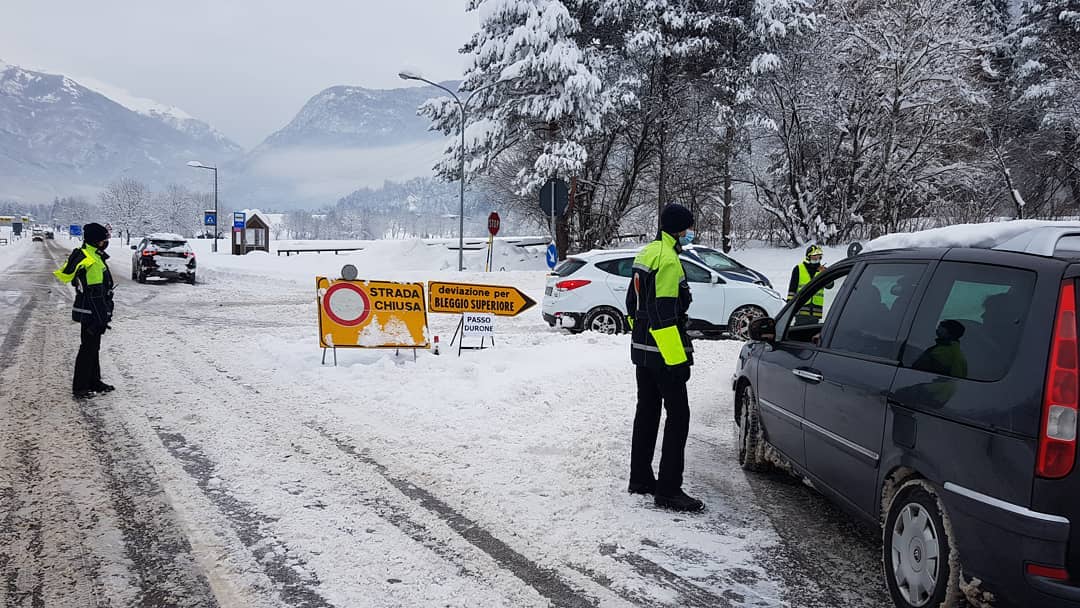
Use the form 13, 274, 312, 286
595, 258, 634, 277
553, 258, 587, 277
902, 262, 1036, 382
150, 240, 187, 249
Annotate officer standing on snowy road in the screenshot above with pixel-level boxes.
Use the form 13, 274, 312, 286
54, 222, 116, 398
624, 203, 704, 513
788, 244, 828, 325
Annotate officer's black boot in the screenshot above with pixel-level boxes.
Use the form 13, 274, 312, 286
92, 381, 115, 392
655, 490, 705, 512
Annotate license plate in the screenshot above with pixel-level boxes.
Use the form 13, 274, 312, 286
545, 286, 553, 296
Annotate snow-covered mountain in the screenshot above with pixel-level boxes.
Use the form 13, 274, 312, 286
237, 82, 458, 208
254, 82, 458, 151
0, 60, 241, 202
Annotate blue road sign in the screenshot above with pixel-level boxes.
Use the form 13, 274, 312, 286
233, 212, 245, 229
69, 224, 82, 237
204, 211, 217, 226
546, 242, 558, 269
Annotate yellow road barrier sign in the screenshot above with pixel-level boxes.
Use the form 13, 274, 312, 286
428, 281, 536, 317
316, 277, 429, 349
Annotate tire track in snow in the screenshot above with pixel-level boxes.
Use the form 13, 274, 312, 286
310, 425, 598, 608
1, 243, 217, 607
76, 399, 220, 608
149, 428, 333, 608
115, 316, 573, 606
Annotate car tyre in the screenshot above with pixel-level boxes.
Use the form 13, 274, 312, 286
737, 383, 772, 472
728, 305, 768, 341
883, 479, 963, 608
136, 266, 147, 284
584, 306, 625, 335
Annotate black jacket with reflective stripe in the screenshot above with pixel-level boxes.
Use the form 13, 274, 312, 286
625, 232, 694, 369
60, 247, 114, 326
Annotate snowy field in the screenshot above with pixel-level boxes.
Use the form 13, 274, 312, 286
9, 220, 1066, 606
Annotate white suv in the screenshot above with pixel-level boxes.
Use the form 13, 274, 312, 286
542, 246, 784, 339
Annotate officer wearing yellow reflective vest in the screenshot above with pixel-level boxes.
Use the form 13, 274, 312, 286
624, 203, 704, 513
787, 244, 828, 324
54, 222, 116, 398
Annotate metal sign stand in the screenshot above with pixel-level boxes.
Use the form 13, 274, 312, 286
449, 316, 494, 357
394, 348, 419, 362
321, 346, 338, 367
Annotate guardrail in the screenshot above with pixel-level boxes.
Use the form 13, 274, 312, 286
277, 247, 365, 256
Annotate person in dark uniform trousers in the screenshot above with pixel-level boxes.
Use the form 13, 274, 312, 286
624, 203, 704, 512
54, 222, 116, 398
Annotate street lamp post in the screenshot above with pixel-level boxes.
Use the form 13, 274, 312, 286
398, 71, 497, 272
187, 161, 218, 253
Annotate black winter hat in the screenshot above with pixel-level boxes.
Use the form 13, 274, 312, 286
83, 223, 109, 243
660, 203, 694, 234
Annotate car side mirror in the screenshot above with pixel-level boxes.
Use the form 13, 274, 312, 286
748, 317, 777, 342
712, 274, 726, 284
130, 245, 137, 250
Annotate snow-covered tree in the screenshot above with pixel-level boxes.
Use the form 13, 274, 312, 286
99, 178, 151, 244
748, 0, 991, 243
1008, 0, 1080, 216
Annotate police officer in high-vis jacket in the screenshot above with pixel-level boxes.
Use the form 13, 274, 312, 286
624, 203, 704, 512
54, 222, 116, 397
788, 244, 827, 325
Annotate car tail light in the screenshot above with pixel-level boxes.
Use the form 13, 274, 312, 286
141, 250, 157, 256
186, 252, 195, 258
555, 279, 591, 291
1027, 563, 1070, 581
1038, 281, 1079, 479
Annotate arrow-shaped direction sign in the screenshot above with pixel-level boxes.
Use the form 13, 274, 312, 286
428, 281, 537, 317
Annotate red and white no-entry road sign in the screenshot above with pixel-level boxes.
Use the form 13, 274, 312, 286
322, 281, 371, 327
488, 212, 500, 236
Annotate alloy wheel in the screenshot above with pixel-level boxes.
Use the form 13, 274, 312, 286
589, 312, 619, 334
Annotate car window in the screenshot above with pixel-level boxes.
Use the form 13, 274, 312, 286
1055, 236, 1080, 260
901, 262, 1036, 381
681, 260, 713, 283
150, 239, 187, 249
553, 259, 586, 277
595, 257, 634, 278
828, 264, 927, 360
689, 248, 740, 272
783, 269, 850, 343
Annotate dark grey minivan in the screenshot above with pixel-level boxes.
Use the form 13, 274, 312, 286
733, 227, 1080, 608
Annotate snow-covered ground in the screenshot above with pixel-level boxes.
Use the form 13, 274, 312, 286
23, 219, 1070, 606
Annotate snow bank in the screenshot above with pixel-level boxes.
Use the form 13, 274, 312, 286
866, 219, 1080, 251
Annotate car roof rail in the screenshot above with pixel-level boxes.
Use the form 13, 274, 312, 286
992, 225, 1080, 258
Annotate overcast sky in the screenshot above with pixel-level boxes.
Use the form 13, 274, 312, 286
1, 1, 477, 148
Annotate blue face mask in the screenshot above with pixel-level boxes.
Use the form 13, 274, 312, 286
679, 230, 695, 246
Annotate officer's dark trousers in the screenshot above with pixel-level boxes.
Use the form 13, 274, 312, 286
73, 323, 101, 392
630, 365, 690, 496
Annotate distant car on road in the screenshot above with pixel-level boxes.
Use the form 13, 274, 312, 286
31, 228, 44, 242
131, 233, 196, 284
542, 246, 784, 339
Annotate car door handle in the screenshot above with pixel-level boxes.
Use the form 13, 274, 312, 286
613, 286, 628, 291
792, 369, 823, 383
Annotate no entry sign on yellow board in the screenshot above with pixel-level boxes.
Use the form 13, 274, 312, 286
428, 281, 536, 317
316, 277, 429, 349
